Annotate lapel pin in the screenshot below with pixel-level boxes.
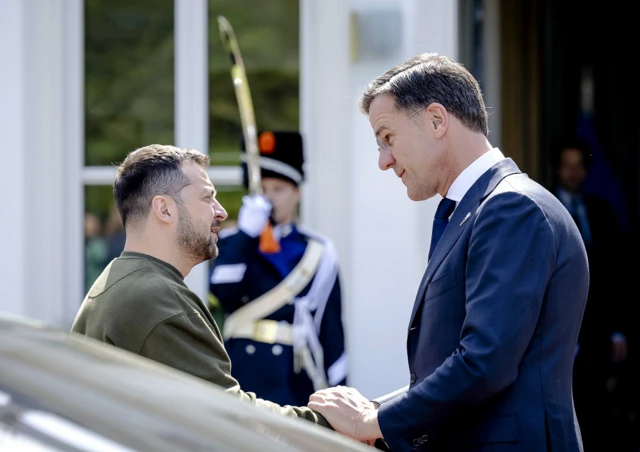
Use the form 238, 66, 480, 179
460, 212, 471, 226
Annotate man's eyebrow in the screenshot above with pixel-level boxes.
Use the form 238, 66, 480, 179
202, 187, 216, 197
374, 124, 389, 138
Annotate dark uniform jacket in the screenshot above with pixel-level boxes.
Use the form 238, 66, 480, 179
209, 225, 347, 407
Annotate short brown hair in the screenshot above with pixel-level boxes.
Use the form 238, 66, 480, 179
359, 52, 489, 136
114, 144, 210, 228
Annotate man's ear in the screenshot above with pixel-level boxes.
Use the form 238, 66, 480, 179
150, 195, 175, 225
426, 103, 448, 138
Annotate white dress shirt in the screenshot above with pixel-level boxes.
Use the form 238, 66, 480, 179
446, 148, 506, 214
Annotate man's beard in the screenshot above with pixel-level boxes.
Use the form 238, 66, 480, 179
176, 203, 218, 264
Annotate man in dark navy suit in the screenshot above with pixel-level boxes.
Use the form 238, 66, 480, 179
309, 53, 589, 451
209, 131, 347, 408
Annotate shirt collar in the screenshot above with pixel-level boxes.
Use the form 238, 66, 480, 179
446, 148, 506, 202
273, 223, 295, 241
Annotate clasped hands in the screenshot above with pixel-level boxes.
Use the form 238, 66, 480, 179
308, 385, 383, 446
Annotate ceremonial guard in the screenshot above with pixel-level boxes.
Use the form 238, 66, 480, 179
209, 131, 347, 407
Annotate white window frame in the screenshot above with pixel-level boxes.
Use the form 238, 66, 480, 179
76, 0, 243, 309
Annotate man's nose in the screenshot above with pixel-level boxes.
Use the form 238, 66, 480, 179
215, 203, 228, 221
378, 150, 395, 171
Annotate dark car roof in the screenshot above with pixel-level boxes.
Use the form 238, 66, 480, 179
0, 313, 369, 451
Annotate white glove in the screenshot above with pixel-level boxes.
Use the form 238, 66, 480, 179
238, 195, 272, 238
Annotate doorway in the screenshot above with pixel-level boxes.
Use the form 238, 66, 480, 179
499, 0, 638, 233
499, 2, 639, 450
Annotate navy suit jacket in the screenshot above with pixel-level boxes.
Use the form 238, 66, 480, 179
378, 159, 589, 451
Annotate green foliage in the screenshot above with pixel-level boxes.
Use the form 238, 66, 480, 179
209, 69, 299, 161
84, 0, 300, 232
85, 185, 115, 223
215, 187, 245, 223
85, 0, 175, 166
209, 0, 300, 161
208, 0, 300, 71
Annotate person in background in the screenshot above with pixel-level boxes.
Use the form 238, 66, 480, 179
104, 203, 126, 263
550, 133, 637, 451
209, 131, 347, 407
83, 212, 108, 293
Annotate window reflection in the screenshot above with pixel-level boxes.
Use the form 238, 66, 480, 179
84, 186, 124, 293
85, 0, 174, 166
83, 185, 237, 294
81, 1, 300, 296
208, 0, 300, 167
214, 186, 245, 227
206, 186, 244, 327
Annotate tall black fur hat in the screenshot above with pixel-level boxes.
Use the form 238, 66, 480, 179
240, 131, 305, 187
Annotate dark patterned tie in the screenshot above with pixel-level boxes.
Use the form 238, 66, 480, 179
428, 197, 456, 260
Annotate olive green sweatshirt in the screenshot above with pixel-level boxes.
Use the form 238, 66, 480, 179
71, 251, 329, 427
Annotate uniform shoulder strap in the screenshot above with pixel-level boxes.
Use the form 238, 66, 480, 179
223, 238, 324, 340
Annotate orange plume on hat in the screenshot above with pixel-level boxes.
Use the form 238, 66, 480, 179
258, 131, 276, 154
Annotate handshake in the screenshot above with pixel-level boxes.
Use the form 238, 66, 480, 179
308, 386, 385, 448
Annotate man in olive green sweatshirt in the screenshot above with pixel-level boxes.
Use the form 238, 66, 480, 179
71, 144, 330, 427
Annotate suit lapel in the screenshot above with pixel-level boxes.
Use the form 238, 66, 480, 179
408, 159, 523, 329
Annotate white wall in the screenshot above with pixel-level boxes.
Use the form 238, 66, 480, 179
175, 0, 211, 302
0, 0, 27, 317
301, 0, 459, 399
0, 0, 84, 328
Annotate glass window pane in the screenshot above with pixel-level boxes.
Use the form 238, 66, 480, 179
207, 186, 245, 327
215, 186, 245, 228
82, 184, 240, 295
84, 186, 124, 294
85, 0, 175, 166
208, 0, 300, 166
